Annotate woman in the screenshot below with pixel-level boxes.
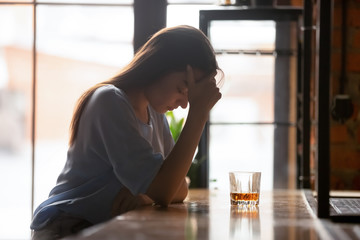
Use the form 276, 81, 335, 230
31, 25, 222, 239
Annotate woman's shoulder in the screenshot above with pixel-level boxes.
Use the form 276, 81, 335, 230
93, 85, 125, 99
86, 85, 133, 116
90, 85, 129, 106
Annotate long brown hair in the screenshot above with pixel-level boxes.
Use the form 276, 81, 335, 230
69, 25, 219, 146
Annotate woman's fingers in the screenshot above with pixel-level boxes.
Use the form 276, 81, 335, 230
186, 65, 221, 114
201, 70, 217, 83
137, 194, 154, 206
111, 188, 154, 216
193, 78, 220, 108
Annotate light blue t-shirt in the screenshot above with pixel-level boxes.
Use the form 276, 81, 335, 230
31, 85, 175, 230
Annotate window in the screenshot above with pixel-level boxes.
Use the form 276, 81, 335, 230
34, 3, 134, 209
0, 1, 133, 239
0, 5, 33, 239
208, 20, 277, 191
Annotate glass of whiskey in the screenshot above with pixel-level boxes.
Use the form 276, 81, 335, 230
229, 171, 261, 206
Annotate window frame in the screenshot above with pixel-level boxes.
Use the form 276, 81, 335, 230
198, 7, 303, 188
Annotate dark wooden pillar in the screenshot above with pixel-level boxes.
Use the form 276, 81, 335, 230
133, 0, 167, 52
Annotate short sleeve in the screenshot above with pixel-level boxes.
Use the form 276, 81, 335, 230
80, 86, 164, 195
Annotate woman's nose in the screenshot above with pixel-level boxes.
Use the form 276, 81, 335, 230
177, 95, 188, 109
180, 100, 188, 109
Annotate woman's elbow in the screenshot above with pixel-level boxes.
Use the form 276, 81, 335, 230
151, 190, 187, 206
147, 178, 189, 206
154, 197, 172, 207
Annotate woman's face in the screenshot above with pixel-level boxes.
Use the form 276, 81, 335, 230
145, 68, 205, 114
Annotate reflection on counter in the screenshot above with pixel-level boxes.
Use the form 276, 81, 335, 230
185, 213, 198, 240
185, 201, 210, 239
230, 205, 260, 239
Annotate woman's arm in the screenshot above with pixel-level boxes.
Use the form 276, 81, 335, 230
146, 66, 221, 206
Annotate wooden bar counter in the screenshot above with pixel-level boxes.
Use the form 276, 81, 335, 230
65, 189, 360, 240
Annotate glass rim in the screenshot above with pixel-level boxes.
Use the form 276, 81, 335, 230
229, 171, 261, 174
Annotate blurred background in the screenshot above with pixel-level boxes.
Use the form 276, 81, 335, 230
0, 0, 302, 238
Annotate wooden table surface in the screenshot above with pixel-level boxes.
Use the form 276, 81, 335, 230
65, 189, 360, 240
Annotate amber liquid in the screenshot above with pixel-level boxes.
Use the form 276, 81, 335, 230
230, 193, 259, 205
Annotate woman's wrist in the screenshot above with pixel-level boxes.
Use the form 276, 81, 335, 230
187, 106, 209, 124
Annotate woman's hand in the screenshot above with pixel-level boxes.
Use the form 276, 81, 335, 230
111, 187, 154, 217
186, 65, 222, 115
